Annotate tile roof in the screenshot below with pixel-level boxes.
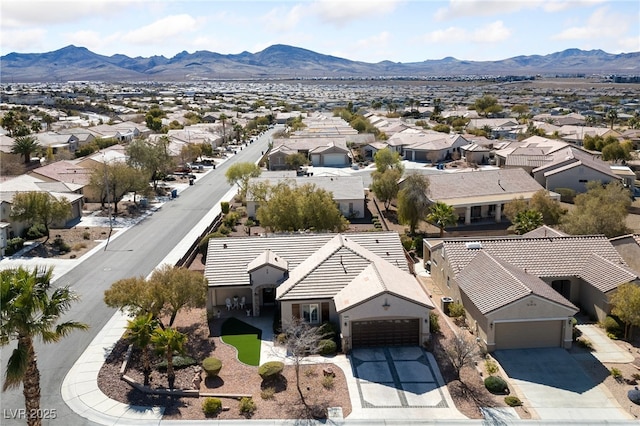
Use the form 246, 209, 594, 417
457, 251, 578, 314
246, 249, 288, 273
442, 235, 639, 294
205, 232, 409, 289
522, 225, 568, 238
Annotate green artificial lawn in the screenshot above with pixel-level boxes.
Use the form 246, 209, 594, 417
220, 317, 262, 366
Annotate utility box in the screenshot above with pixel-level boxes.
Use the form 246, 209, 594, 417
441, 297, 453, 316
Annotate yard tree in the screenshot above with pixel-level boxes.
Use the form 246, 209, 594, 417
125, 313, 158, 385
427, 202, 457, 237
89, 162, 150, 214
445, 334, 480, 381
104, 276, 165, 323
126, 137, 175, 190
10, 191, 72, 239
373, 147, 404, 174
256, 181, 349, 233
0, 266, 88, 426
560, 181, 631, 238
148, 265, 208, 327
284, 152, 308, 170
529, 190, 567, 225
513, 210, 544, 235
12, 135, 42, 164
225, 161, 262, 198
282, 319, 330, 412
370, 168, 402, 211
473, 95, 503, 117
503, 196, 528, 223
610, 283, 640, 339
180, 143, 202, 164
606, 109, 618, 129
601, 141, 631, 163
397, 173, 430, 235
151, 327, 187, 389
512, 104, 530, 120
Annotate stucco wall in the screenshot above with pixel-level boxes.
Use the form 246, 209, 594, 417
541, 166, 618, 193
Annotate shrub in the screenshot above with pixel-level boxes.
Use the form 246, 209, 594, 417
602, 316, 622, 338
429, 312, 441, 334
202, 357, 222, 378
202, 397, 222, 417
6, 237, 24, 255
413, 236, 424, 257
260, 387, 275, 400
71, 242, 87, 251
322, 374, 335, 389
484, 375, 509, 394
318, 339, 337, 356
223, 212, 240, 228
26, 223, 47, 239
448, 302, 465, 318
317, 322, 338, 339
258, 361, 284, 380
577, 337, 594, 350
53, 237, 71, 254
610, 367, 623, 381
504, 396, 522, 407
156, 355, 197, 371
238, 397, 256, 416
485, 359, 499, 376
220, 201, 230, 214
82, 231, 91, 240
198, 232, 226, 257
400, 234, 413, 251
276, 333, 286, 345
555, 188, 576, 203
218, 225, 231, 235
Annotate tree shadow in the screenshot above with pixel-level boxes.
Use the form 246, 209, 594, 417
260, 374, 288, 393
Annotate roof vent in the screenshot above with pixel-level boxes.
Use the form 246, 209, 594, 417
465, 242, 483, 250
223, 243, 227, 249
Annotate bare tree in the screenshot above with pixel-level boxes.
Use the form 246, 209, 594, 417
282, 319, 330, 411
445, 334, 480, 380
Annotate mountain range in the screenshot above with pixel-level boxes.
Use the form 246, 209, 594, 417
1, 44, 639, 83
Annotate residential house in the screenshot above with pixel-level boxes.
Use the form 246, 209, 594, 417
204, 232, 434, 350
246, 175, 365, 219
424, 234, 640, 352
35, 132, 80, 155
610, 234, 640, 274
28, 160, 94, 202
466, 118, 520, 139
268, 137, 351, 170
387, 131, 469, 163
557, 125, 620, 145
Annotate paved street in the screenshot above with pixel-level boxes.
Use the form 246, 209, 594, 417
0, 130, 274, 426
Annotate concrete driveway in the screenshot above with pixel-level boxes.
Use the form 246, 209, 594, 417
494, 348, 632, 421
347, 346, 466, 421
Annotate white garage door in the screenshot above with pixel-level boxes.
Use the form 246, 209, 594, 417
323, 153, 345, 166
494, 320, 563, 350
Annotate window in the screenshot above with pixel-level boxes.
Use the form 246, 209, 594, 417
302, 304, 319, 324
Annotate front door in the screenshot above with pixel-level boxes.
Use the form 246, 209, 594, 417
262, 287, 276, 306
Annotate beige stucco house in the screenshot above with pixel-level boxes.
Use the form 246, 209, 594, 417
424, 233, 640, 352
204, 232, 434, 351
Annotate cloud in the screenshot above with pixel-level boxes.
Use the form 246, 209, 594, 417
1, 1, 136, 28
433, 0, 606, 21
0, 28, 47, 51
311, 0, 403, 26
551, 6, 629, 41
419, 21, 510, 44
62, 30, 122, 54
121, 14, 202, 45
261, 4, 306, 32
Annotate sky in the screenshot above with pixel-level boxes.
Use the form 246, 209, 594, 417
1, 0, 639, 63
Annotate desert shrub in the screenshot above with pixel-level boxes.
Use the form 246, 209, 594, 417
260, 387, 275, 400
218, 225, 231, 235
602, 316, 623, 339
156, 355, 197, 371
318, 339, 337, 356
82, 231, 91, 240
202, 357, 222, 377
317, 322, 337, 339
400, 234, 413, 251
223, 212, 240, 228
322, 374, 335, 389
504, 396, 522, 407
53, 237, 70, 254
632, 373, 640, 381
304, 367, 317, 377
220, 201, 230, 214
238, 397, 256, 416
258, 361, 284, 380
429, 312, 441, 334
413, 236, 424, 257
71, 242, 87, 251
485, 359, 499, 376
6, 237, 24, 255
448, 302, 465, 318
202, 397, 222, 417
577, 337, 594, 350
554, 187, 576, 203
26, 223, 47, 239
610, 367, 623, 381
484, 375, 508, 394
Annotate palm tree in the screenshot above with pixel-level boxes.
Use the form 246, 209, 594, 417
125, 313, 158, 386
606, 109, 618, 129
513, 210, 543, 235
0, 266, 88, 426
12, 135, 42, 164
151, 327, 187, 389
427, 202, 457, 237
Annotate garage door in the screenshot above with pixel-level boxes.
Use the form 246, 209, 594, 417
323, 153, 345, 166
494, 320, 562, 350
352, 319, 419, 347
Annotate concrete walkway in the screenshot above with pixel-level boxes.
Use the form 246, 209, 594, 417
575, 323, 635, 363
